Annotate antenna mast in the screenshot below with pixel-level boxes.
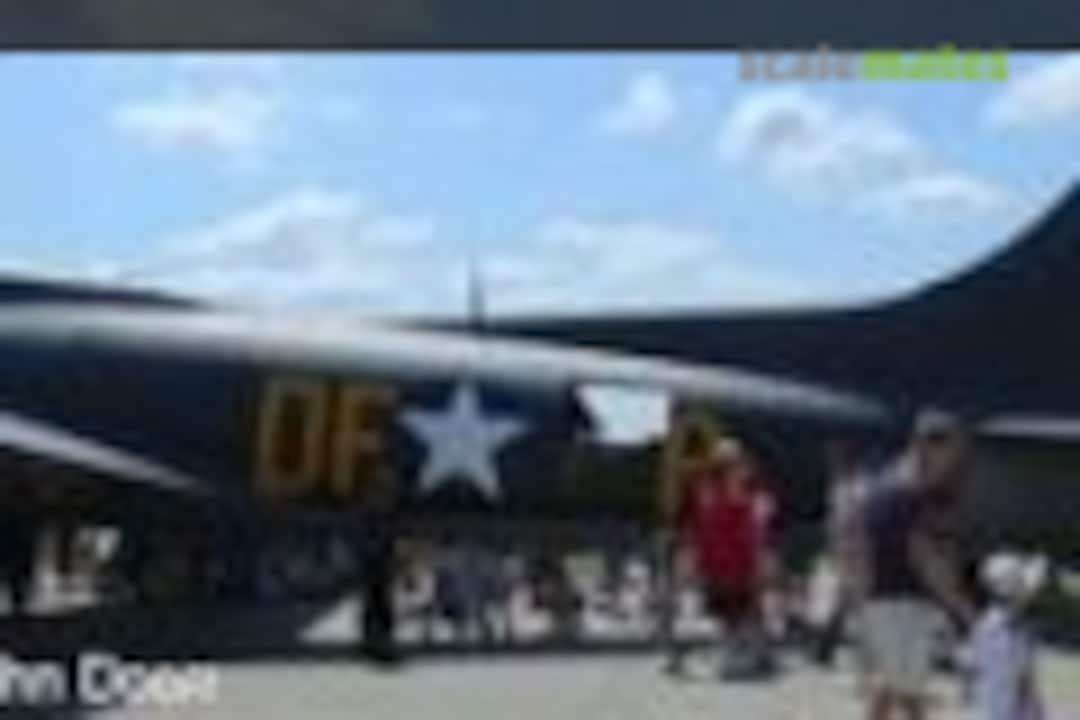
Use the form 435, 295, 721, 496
466, 257, 488, 333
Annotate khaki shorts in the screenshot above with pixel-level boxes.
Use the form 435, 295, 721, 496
860, 598, 940, 697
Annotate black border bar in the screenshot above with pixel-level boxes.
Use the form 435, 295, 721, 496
0, 0, 1077, 49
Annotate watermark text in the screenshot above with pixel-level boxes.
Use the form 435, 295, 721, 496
739, 45, 1009, 82
0, 652, 219, 709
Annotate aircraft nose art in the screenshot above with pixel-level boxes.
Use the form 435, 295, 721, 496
401, 383, 527, 502
251, 372, 586, 516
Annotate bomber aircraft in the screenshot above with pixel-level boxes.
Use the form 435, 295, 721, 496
1, 183, 1080, 616
0, 252, 882, 610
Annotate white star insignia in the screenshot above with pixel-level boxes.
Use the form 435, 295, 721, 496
401, 383, 526, 501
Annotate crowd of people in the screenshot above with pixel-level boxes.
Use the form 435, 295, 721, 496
0, 408, 1062, 720
660, 409, 1056, 720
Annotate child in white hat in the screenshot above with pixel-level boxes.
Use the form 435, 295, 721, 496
970, 551, 1049, 720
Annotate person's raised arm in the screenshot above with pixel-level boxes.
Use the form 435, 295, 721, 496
908, 523, 978, 628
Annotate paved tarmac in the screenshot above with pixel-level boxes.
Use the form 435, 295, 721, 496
1, 582, 1075, 720
62, 646, 1076, 720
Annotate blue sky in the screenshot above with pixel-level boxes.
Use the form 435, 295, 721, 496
1, 51, 1079, 319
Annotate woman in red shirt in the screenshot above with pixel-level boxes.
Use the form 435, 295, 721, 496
678, 437, 777, 677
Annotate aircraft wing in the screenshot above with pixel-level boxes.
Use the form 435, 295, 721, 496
0, 305, 890, 427
0, 407, 203, 492
453, 185, 1080, 420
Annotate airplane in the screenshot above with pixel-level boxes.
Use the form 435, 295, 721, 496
0, 182, 1077, 616
0, 251, 883, 609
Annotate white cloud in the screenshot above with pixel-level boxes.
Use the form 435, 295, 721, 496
486, 217, 819, 313
108, 56, 385, 173
109, 54, 298, 172
111, 86, 284, 163
987, 54, 1080, 129
720, 90, 924, 192
597, 71, 680, 139
0, 190, 819, 317
858, 172, 1011, 220
112, 188, 448, 313
719, 88, 1011, 219
116, 200, 815, 315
